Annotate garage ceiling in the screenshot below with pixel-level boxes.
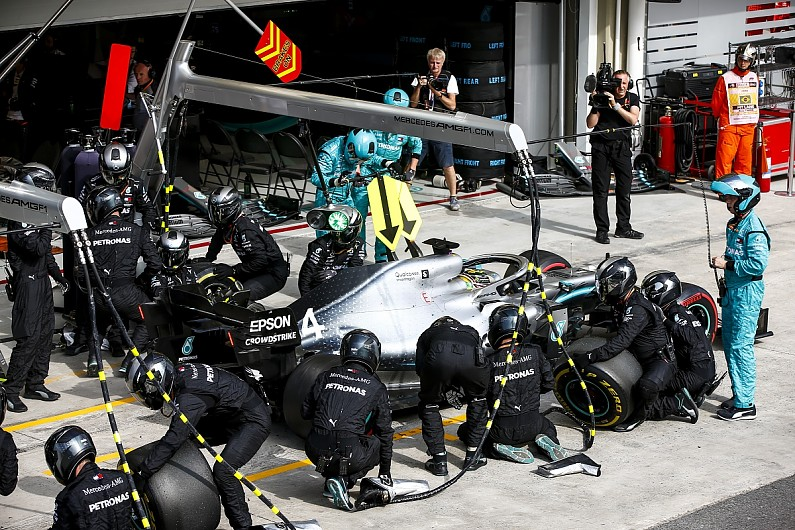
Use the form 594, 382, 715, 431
0, 0, 303, 33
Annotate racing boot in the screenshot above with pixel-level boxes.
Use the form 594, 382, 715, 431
613, 407, 647, 433
695, 372, 727, 407
463, 450, 487, 471
674, 388, 699, 424
6, 394, 28, 413
118, 352, 134, 376
326, 477, 355, 511
534, 434, 574, 462
424, 452, 449, 477
492, 443, 535, 464
23, 385, 60, 401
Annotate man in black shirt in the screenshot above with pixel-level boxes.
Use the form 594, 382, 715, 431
573, 257, 675, 432
45, 425, 132, 529
302, 330, 393, 511
416, 316, 489, 476
204, 186, 288, 302
127, 354, 271, 530
586, 69, 642, 244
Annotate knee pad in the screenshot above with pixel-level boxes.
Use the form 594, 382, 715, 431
637, 377, 661, 401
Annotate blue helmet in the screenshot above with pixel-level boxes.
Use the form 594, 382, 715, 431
710, 173, 760, 215
345, 129, 377, 163
384, 88, 410, 107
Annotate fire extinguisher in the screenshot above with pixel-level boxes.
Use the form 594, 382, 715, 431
755, 125, 771, 193
657, 106, 676, 174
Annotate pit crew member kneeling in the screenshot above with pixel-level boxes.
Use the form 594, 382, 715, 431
572, 257, 676, 432
127, 354, 272, 530
642, 270, 719, 423
45, 426, 132, 529
302, 330, 393, 511
205, 186, 288, 302
459, 305, 573, 464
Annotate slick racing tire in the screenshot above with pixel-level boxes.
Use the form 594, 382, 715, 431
282, 354, 341, 438
679, 282, 718, 343
553, 337, 643, 428
125, 441, 221, 530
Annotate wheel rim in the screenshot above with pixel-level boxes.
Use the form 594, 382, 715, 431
563, 378, 612, 421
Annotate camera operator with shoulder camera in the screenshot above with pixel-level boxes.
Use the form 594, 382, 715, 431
586, 69, 642, 245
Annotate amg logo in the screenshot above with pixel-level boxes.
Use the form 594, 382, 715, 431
0, 194, 47, 212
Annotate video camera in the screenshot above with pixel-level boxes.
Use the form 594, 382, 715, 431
583, 44, 621, 109
584, 62, 621, 109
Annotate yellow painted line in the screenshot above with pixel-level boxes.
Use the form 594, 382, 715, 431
4, 397, 137, 433
246, 414, 467, 482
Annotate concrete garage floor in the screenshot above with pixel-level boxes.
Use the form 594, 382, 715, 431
2, 174, 795, 530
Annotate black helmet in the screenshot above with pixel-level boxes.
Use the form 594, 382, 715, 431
158, 230, 189, 270
331, 207, 363, 247
340, 329, 381, 373
641, 270, 682, 309
16, 162, 56, 191
207, 186, 242, 228
488, 304, 528, 347
0, 386, 6, 426
85, 186, 123, 225
126, 353, 176, 412
595, 256, 637, 305
99, 142, 132, 185
45, 425, 97, 485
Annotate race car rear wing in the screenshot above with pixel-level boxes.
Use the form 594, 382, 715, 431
132, 40, 531, 178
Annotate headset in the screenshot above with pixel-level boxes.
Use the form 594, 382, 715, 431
613, 69, 634, 91
138, 59, 156, 81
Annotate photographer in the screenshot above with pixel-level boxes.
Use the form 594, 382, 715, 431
410, 48, 461, 211
586, 69, 642, 245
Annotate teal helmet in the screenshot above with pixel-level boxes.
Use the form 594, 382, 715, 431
710, 173, 760, 215
384, 88, 410, 107
345, 129, 377, 163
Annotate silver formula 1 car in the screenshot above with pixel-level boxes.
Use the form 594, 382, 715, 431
143, 248, 717, 436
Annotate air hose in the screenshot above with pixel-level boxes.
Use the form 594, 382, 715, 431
73, 231, 299, 530
391, 152, 596, 505
673, 108, 697, 175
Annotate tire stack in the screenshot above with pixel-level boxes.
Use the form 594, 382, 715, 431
448, 22, 507, 191
395, 23, 446, 85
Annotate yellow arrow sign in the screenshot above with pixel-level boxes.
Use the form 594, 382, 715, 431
397, 180, 422, 240
367, 175, 403, 251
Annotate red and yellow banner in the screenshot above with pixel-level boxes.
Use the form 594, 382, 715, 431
255, 21, 302, 83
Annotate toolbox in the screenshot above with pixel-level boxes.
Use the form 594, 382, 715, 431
662, 63, 726, 100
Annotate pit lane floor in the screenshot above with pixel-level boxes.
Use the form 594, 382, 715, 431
2, 175, 795, 529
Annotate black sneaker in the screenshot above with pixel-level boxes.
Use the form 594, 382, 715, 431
675, 388, 699, 424
6, 394, 28, 413
720, 397, 735, 410
424, 458, 449, 476
595, 232, 610, 244
613, 410, 646, 432
614, 229, 644, 239
463, 451, 487, 471
23, 386, 60, 401
118, 353, 134, 376
717, 404, 756, 421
